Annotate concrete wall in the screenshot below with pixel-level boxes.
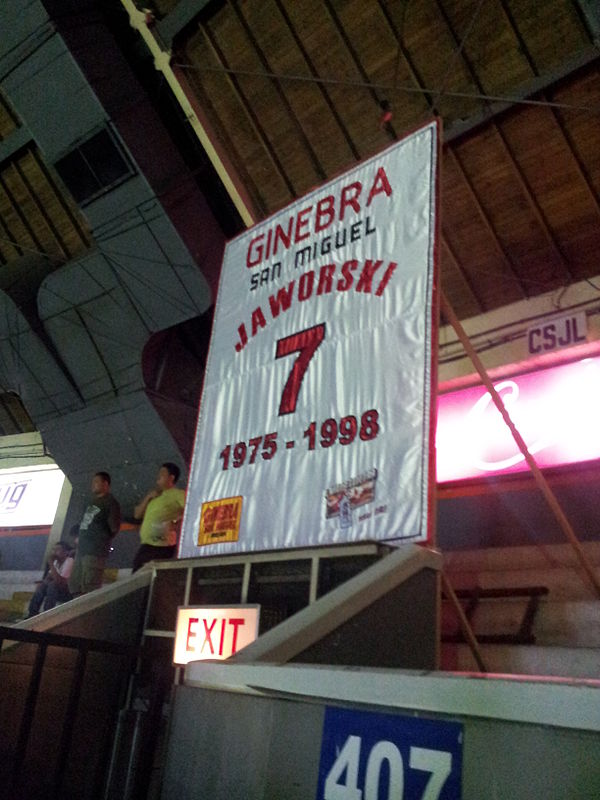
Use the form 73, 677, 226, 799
162, 663, 600, 800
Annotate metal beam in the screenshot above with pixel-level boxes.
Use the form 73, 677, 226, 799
445, 48, 599, 142
572, 0, 600, 46
0, 125, 30, 162
120, 0, 256, 227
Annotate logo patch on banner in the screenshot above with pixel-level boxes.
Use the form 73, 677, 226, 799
326, 468, 378, 529
198, 496, 243, 546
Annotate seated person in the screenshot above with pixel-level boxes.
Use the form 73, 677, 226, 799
27, 540, 74, 616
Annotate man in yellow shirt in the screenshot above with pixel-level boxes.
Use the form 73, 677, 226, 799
131, 462, 186, 573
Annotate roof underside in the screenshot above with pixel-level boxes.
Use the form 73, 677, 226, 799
162, 0, 600, 320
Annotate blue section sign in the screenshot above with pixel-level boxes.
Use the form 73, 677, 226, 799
316, 706, 463, 800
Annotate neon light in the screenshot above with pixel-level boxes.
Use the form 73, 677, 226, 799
436, 356, 600, 482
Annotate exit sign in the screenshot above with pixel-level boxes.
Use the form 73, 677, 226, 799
173, 605, 260, 665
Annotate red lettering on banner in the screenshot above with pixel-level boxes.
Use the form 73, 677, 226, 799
245, 166, 393, 269
298, 271, 314, 301
375, 261, 397, 296
247, 235, 263, 268
315, 195, 335, 232
251, 307, 267, 337
366, 167, 392, 205
269, 282, 295, 318
186, 617, 198, 651
356, 260, 382, 293
265, 229, 273, 261
340, 182, 362, 220
234, 259, 397, 353
336, 259, 357, 292
317, 264, 335, 295
295, 206, 313, 243
235, 324, 248, 353
274, 218, 293, 255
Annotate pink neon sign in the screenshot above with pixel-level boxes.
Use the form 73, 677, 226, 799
436, 356, 600, 482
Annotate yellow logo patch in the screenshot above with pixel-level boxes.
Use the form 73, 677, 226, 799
198, 496, 243, 546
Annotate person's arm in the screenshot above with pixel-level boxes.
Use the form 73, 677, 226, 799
108, 499, 121, 537
133, 490, 158, 520
175, 490, 186, 519
48, 559, 71, 591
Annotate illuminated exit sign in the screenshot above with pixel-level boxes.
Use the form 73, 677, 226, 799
173, 605, 260, 666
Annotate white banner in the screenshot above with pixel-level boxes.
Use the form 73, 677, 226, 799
180, 121, 439, 556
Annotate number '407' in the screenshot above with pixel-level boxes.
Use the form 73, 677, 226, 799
323, 734, 452, 800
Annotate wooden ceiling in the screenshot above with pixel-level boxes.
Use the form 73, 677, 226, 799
0, 93, 91, 274
166, 0, 600, 320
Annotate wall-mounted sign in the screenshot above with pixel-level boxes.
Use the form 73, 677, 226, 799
0, 465, 65, 527
436, 355, 600, 482
173, 605, 260, 666
316, 706, 463, 800
180, 121, 439, 556
527, 311, 587, 355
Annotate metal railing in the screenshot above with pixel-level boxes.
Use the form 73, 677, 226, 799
0, 625, 138, 800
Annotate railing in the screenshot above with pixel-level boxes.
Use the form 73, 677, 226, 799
0, 625, 138, 800
442, 585, 549, 645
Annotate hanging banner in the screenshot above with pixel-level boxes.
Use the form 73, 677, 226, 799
180, 121, 439, 556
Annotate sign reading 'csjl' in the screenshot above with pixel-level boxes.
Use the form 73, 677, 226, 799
180, 121, 439, 557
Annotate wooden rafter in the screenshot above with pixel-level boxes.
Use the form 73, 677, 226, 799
228, 0, 327, 182
448, 146, 529, 299
176, 59, 269, 217
497, 0, 600, 221
199, 18, 297, 197
323, 0, 398, 140
441, 228, 485, 314
274, 0, 361, 162
434, 1, 573, 293
10, 160, 70, 261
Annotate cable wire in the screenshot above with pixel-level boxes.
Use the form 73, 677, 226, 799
172, 61, 599, 115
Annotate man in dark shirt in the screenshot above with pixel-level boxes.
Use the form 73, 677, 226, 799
68, 471, 121, 596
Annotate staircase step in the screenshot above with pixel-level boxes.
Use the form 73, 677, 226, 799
443, 598, 600, 648
443, 542, 600, 601
0, 598, 23, 623
12, 590, 35, 603
0, 571, 39, 600
442, 642, 600, 679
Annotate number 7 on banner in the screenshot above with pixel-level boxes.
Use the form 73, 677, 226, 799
276, 323, 326, 416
